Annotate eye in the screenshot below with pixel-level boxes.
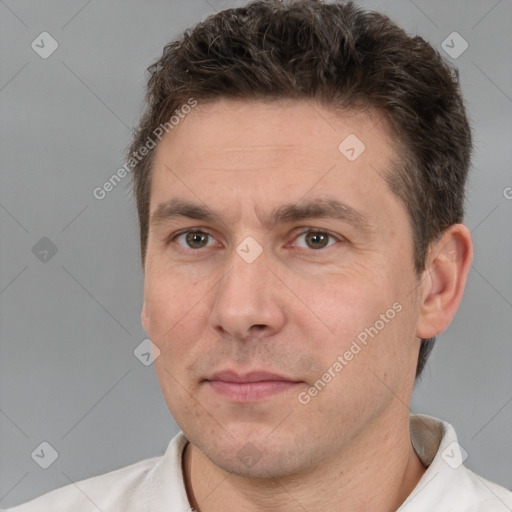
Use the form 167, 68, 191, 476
168, 228, 342, 253
292, 230, 341, 250
173, 230, 217, 250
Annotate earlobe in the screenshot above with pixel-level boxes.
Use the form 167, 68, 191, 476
416, 224, 473, 339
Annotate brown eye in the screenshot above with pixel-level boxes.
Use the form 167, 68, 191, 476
305, 232, 329, 249
175, 230, 214, 249
185, 231, 209, 249
294, 230, 338, 250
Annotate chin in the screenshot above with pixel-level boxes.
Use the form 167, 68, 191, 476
209, 449, 303, 480
193, 427, 314, 480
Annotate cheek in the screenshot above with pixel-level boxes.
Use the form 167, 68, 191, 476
144, 274, 205, 354
297, 269, 411, 385
303, 275, 392, 342
147, 277, 210, 411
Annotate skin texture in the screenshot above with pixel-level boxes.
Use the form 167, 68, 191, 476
141, 98, 473, 511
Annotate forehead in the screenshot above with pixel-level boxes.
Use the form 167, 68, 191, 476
148, 98, 405, 231
154, 98, 396, 171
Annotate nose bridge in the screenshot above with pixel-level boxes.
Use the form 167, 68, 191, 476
217, 244, 270, 313
210, 242, 284, 339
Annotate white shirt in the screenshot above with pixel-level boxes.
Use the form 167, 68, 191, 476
3, 414, 511, 511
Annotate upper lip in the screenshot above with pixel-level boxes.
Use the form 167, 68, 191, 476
207, 370, 300, 383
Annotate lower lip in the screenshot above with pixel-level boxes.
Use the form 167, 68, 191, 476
207, 380, 300, 401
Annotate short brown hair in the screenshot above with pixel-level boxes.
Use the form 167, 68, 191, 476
128, 0, 472, 379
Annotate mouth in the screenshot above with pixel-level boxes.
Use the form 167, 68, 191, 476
204, 370, 303, 402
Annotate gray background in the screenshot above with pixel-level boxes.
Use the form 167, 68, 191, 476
0, 0, 511, 506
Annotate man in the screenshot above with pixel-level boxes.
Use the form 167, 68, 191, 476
4, 0, 511, 510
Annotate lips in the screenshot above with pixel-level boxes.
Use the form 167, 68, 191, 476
205, 370, 302, 401
208, 370, 299, 383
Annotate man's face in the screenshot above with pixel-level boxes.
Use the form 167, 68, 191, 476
142, 99, 424, 477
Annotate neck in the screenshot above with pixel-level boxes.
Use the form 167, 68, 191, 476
182, 413, 427, 512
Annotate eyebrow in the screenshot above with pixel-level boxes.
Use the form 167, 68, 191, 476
150, 197, 370, 231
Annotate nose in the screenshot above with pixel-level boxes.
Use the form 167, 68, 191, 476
209, 247, 286, 342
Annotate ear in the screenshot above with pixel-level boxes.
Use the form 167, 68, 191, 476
141, 300, 149, 334
416, 224, 473, 339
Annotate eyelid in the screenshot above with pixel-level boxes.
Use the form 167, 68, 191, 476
166, 226, 345, 250
288, 227, 344, 249
166, 227, 218, 247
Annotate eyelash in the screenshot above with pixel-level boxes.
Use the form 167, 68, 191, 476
167, 227, 344, 253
